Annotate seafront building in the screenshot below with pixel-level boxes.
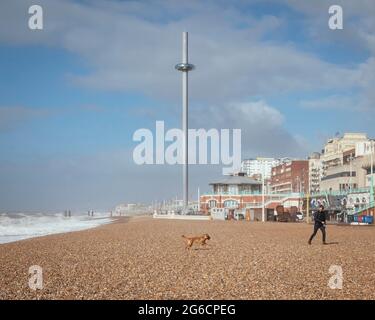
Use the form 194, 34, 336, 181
308, 152, 323, 194
205, 133, 374, 220
318, 134, 374, 193
320, 150, 365, 191
154, 133, 375, 222
241, 157, 293, 178
115, 203, 150, 215
199, 174, 301, 220
241, 157, 283, 179
270, 160, 309, 194
320, 133, 368, 175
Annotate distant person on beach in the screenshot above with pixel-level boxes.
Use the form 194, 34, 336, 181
308, 204, 327, 245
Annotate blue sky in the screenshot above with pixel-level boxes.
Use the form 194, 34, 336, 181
0, 0, 374, 211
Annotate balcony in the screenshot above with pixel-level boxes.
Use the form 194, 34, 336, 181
203, 190, 263, 196
203, 191, 302, 198
300, 187, 371, 197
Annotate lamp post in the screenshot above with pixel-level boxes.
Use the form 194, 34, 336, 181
262, 161, 265, 222
198, 187, 200, 212
349, 153, 354, 191
175, 32, 195, 213
370, 141, 374, 205
306, 192, 310, 224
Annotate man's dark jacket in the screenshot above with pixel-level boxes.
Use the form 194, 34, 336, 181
313, 210, 326, 225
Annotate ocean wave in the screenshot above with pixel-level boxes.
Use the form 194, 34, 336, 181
0, 212, 113, 244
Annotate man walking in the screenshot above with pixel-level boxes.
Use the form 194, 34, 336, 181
308, 204, 327, 245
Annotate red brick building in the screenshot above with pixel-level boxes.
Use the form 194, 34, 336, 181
270, 160, 309, 194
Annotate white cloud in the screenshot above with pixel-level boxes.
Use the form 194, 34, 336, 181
0, 0, 365, 104
191, 100, 308, 158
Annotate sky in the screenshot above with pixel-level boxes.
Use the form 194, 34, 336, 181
0, 0, 374, 212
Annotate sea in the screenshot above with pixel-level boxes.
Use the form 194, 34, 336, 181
0, 212, 113, 244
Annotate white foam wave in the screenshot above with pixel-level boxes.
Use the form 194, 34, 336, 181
0, 212, 113, 244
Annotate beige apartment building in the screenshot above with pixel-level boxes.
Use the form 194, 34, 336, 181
321, 133, 368, 171
359, 141, 375, 189
320, 152, 368, 192
319, 133, 370, 192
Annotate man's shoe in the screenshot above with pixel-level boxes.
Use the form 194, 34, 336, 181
308, 240, 312, 245
323, 242, 328, 245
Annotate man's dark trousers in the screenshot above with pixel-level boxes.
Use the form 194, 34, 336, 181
309, 222, 326, 243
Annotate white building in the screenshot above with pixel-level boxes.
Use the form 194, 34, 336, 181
355, 140, 375, 157
241, 157, 289, 180
308, 152, 323, 194
321, 133, 368, 171
319, 133, 372, 193
358, 140, 375, 189
115, 203, 149, 215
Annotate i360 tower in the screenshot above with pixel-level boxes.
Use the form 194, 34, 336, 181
175, 32, 195, 213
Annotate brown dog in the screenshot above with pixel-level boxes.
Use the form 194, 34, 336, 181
182, 234, 211, 250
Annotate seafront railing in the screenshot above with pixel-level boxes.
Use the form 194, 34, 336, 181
203, 188, 371, 198
300, 187, 371, 198
351, 201, 375, 214
202, 191, 302, 197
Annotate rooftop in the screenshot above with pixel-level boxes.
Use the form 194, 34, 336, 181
209, 175, 262, 185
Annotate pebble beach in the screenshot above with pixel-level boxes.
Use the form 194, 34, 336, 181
1, 216, 374, 300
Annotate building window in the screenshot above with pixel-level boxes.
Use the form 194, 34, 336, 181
208, 200, 217, 209
228, 185, 237, 194
223, 200, 238, 208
